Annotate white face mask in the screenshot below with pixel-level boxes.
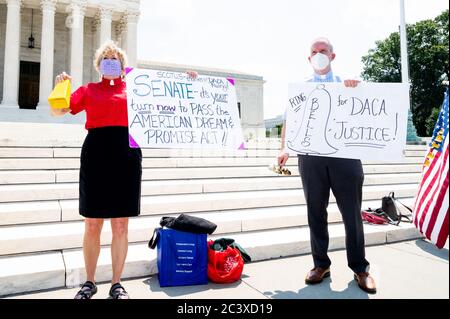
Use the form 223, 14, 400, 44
310, 53, 330, 71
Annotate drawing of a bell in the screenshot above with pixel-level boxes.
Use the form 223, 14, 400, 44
287, 84, 337, 155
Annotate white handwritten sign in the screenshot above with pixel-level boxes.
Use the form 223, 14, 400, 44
126, 68, 245, 150
286, 82, 410, 161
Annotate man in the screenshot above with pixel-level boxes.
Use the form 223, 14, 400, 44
278, 37, 377, 294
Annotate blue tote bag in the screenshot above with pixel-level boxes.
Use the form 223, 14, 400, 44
155, 228, 208, 287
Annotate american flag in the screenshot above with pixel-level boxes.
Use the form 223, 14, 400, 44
413, 88, 449, 249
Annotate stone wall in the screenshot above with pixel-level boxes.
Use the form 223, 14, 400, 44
0, 5, 114, 102
53, 12, 70, 82
0, 1, 265, 136
234, 78, 265, 139
19, 7, 42, 64
0, 4, 6, 101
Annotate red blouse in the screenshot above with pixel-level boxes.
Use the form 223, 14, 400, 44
70, 77, 128, 130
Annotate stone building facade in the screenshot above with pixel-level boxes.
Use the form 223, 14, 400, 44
0, 0, 265, 138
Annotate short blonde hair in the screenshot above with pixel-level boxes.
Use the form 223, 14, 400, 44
93, 40, 128, 74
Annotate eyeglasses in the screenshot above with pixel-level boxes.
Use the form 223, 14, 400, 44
268, 164, 292, 176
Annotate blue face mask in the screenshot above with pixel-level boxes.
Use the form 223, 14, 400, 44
100, 59, 122, 77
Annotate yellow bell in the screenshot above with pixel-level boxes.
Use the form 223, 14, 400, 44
48, 79, 71, 109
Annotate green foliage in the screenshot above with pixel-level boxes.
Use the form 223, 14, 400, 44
266, 124, 283, 138
361, 10, 449, 136
425, 107, 441, 137
275, 124, 282, 135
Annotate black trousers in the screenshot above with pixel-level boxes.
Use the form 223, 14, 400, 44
298, 155, 370, 273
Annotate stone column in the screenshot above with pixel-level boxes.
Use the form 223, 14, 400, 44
124, 11, 139, 67
66, 0, 87, 91
98, 6, 113, 46
1, 0, 22, 107
37, 0, 57, 107
115, 19, 126, 49
91, 17, 100, 56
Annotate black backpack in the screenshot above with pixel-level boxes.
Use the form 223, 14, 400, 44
381, 192, 412, 225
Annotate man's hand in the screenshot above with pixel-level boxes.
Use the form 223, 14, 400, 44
344, 79, 360, 88
277, 150, 290, 167
186, 71, 199, 80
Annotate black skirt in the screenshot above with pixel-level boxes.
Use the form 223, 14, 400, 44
79, 126, 142, 218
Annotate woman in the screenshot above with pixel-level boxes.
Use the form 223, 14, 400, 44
52, 41, 197, 299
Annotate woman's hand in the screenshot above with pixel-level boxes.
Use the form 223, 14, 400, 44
55, 72, 72, 85
51, 72, 72, 117
186, 71, 199, 80
50, 107, 71, 117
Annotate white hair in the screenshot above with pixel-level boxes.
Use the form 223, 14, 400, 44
310, 37, 334, 52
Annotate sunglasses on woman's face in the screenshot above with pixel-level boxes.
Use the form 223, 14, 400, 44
268, 164, 292, 176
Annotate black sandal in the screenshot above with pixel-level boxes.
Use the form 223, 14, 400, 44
109, 283, 130, 299
74, 281, 97, 299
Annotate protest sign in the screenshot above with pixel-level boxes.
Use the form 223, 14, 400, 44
285, 82, 410, 161
126, 68, 245, 150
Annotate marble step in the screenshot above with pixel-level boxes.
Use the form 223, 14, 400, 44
58, 164, 423, 183
0, 198, 417, 255
0, 170, 56, 185
0, 144, 428, 158
0, 148, 54, 158
51, 148, 273, 159
0, 221, 423, 296
0, 180, 204, 203
0, 163, 423, 185
0, 201, 61, 226
0, 147, 257, 159
0, 122, 87, 149
0, 127, 427, 148
0, 173, 422, 203
0, 251, 66, 297
244, 140, 429, 150
0, 183, 418, 226
0, 156, 424, 170
0, 145, 428, 159
60, 184, 419, 221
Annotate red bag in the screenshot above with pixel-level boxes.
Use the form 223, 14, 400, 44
361, 209, 389, 225
207, 239, 244, 284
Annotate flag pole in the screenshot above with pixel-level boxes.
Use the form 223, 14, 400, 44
400, 0, 421, 143
399, 0, 409, 87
